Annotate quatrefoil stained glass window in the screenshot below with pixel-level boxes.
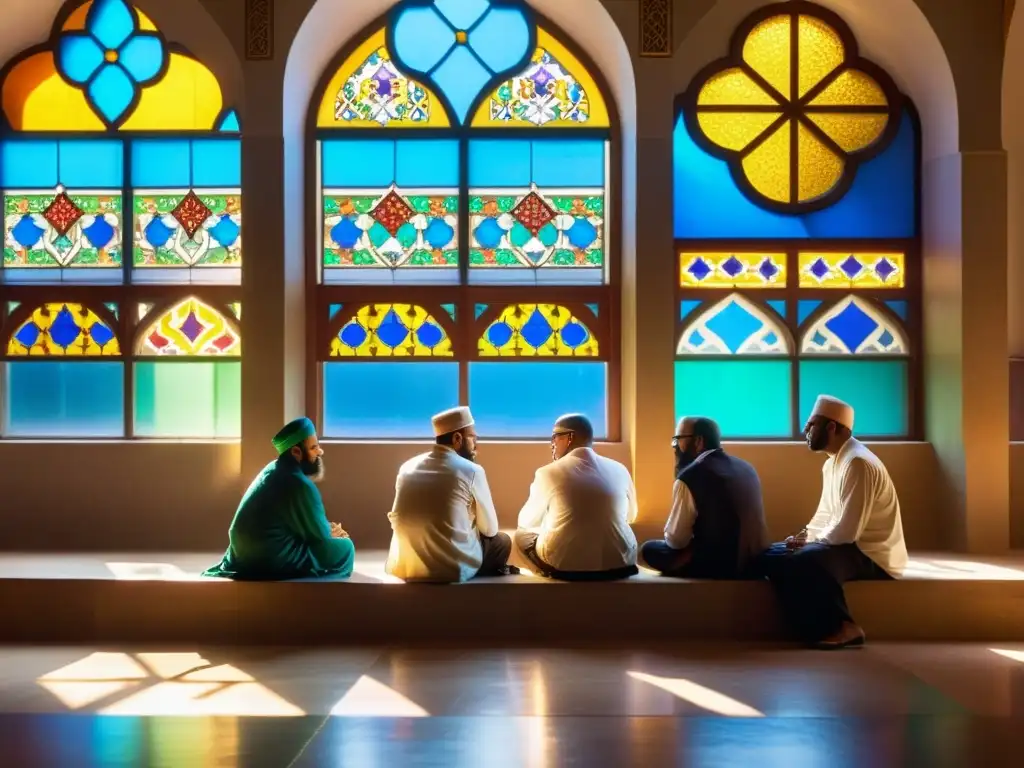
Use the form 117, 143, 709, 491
684, 3, 900, 211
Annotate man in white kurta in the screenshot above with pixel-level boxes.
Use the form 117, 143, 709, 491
761, 395, 908, 648
385, 407, 514, 583
515, 414, 639, 580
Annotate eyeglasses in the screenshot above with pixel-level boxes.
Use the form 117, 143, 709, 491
550, 431, 574, 444
671, 433, 693, 448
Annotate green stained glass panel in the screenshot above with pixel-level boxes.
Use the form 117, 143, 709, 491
133, 191, 242, 268
3, 192, 123, 268
675, 360, 792, 438
799, 360, 907, 436
134, 361, 241, 438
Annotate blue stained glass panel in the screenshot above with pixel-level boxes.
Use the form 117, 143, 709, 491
4, 362, 124, 437
799, 360, 908, 436
132, 140, 190, 187
675, 360, 791, 438
469, 140, 531, 187
89, 0, 135, 50
134, 361, 240, 438
885, 300, 909, 321
825, 301, 879, 353
674, 109, 917, 239
431, 45, 490, 123
704, 300, 764, 353
395, 140, 460, 187
59, 35, 106, 84
88, 65, 135, 124
681, 300, 701, 320
392, 7, 454, 72
321, 140, 394, 187
1, 141, 58, 188
59, 140, 123, 188
118, 35, 164, 83
434, 0, 490, 28
532, 140, 605, 188
218, 110, 240, 132
469, 8, 531, 73
798, 300, 823, 325
191, 140, 241, 187
469, 362, 608, 438
323, 362, 458, 438
767, 300, 787, 319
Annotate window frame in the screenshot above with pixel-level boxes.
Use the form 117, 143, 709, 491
305, 12, 623, 441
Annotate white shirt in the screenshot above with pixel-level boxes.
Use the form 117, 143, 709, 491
386, 445, 499, 583
806, 438, 908, 577
663, 449, 717, 549
517, 447, 638, 572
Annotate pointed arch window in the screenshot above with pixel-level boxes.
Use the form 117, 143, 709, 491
312, 0, 618, 439
673, 2, 920, 439
0, 0, 242, 438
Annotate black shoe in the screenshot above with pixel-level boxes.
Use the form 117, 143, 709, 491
497, 565, 521, 576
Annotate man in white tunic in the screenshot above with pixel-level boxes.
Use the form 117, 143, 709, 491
386, 407, 514, 583
761, 395, 908, 649
515, 414, 639, 581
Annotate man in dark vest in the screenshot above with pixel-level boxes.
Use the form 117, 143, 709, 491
639, 417, 769, 579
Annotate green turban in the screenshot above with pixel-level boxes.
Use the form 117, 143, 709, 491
272, 417, 316, 455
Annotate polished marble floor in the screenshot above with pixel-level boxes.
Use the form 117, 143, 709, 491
1, 643, 1023, 766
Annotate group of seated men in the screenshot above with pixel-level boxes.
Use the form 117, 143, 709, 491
205, 395, 906, 650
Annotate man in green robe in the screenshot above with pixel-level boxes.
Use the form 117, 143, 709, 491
204, 417, 355, 580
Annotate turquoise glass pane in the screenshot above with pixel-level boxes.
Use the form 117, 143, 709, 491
323, 362, 458, 438
2, 141, 58, 188
58, 34, 104, 85
192, 139, 241, 187
798, 300, 823, 325
674, 360, 791, 438
767, 299, 787, 319
88, 65, 135, 124
60, 140, 123, 188
5, 362, 124, 437
134, 361, 241, 438
469, 362, 608, 438
468, 7, 531, 72
218, 110, 240, 132
88, 0, 135, 50
885, 300, 909, 321
321, 140, 395, 187
799, 360, 908, 436
435, 0, 489, 28
432, 46, 491, 123
674, 109, 917, 239
532, 140, 605, 188
681, 300, 701, 320
118, 35, 164, 83
469, 139, 531, 186
705, 300, 765, 353
395, 140, 460, 187
392, 7, 454, 72
131, 140, 190, 187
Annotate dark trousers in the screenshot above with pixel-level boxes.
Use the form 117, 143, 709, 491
760, 542, 891, 643
476, 532, 513, 577
515, 530, 638, 581
640, 539, 693, 577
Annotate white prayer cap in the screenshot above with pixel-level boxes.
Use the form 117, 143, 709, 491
810, 395, 855, 430
432, 406, 475, 437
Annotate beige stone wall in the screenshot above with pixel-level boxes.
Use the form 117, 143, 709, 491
0, 0, 1016, 553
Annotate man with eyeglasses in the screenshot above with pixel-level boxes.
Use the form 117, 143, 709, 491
639, 417, 769, 580
514, 413, 639, 581
385, 406, 516, 583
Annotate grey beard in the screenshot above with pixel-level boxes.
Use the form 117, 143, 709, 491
301, 455, 325, 483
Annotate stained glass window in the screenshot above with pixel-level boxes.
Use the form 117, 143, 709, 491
0, 0, 241, 439
674, 3, 918, 439
314, 1, 617, 439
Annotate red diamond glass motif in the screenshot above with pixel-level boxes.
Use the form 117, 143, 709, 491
511, 191, 556, 236
212, 333, 237, 352
171, 191, 213, 240
370, 191, 415, 237
43, 192, 84, 236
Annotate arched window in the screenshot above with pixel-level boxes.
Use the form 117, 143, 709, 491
312, 0, 618, 439
674, 2, 919, 439
0, 0, 241, 438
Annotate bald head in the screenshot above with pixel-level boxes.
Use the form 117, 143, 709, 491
677, 416, 721, 451
550, 413, 594, 460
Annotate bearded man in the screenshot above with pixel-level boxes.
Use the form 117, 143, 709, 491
203, 417, 355, 580
385, 406, 515, 583
639, 417, 769, 580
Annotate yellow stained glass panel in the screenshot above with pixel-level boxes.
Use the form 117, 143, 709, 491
64, 2, 158, 32
696, 112, 781, 151
806, 113, 888, 152
808, 70, 887, 107
798, 252, 906, 288
742, 120, 791, 203
797, 121, 843, 201
6, 303, 120, 356
316, 29, 449, 129
479, 304, 598, 357
679, 253, 787, 288
742, 16, 791, 99
136, 298, 241, 356
797, 15, 845, 98
2, 52, 104, 131
330, 304, 452, 358
121, 54, 223, 131
697, 69, 778, 107
472, 28, 610, 128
